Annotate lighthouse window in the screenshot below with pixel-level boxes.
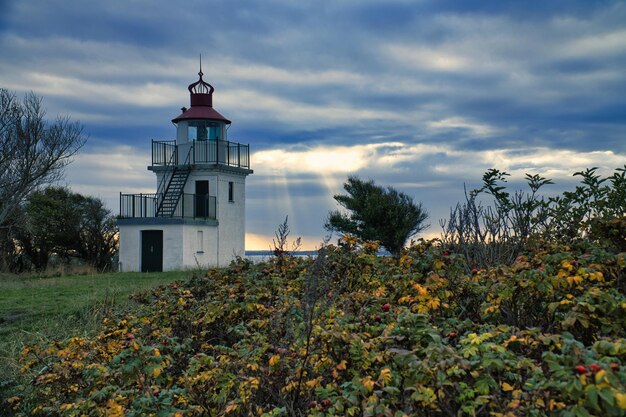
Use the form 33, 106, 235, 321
196, 231, 204, 253
228, 181, 234, 202
188, 121, 219, 141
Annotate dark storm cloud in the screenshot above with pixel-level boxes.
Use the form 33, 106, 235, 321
1, 0, 625, 247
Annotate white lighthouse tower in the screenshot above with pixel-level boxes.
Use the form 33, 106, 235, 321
117, 69, 252, 272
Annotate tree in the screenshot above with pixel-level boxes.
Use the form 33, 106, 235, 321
75, 195, 118, 270
14, 187, 118, 271
325, 176, 429, 256
0, 88, 86, 229
15, 187, 83, 269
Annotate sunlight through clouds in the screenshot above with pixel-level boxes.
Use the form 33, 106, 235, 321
2, 0, 624, 250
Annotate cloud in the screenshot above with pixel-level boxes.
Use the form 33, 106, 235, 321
2, 0, 625, 252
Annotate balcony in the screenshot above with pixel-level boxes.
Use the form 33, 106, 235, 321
151, 139, 250, 169
119, 193, 216, 220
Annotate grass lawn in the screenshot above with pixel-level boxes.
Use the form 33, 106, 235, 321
0, 269, 198, 379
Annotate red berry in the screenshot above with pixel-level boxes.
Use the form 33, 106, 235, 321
127, 333, 135, 340
382, 303, 390, 312
610, 363, 620, 371
321, 399, 331, 408
374, 315, 382, 322
442, 250, 450, 256
574, 365, 587, 374
590, 364, 601, 373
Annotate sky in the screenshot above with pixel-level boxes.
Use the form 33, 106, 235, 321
1, 0, 625, 250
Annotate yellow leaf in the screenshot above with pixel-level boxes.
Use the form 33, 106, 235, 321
379, 368, 392, 385
561, 260, 573, 271
305, 377, 321, 388
224, 402, 238, 413
615, 392, 626, 410
567, 275, 583, 286
372, 286, 387, 297
412, 284, 428, 296
269, 354, 280, 367
501, 382, 514, 392
398, 295, 413, 304
132, 342, 139, 351
507, 399, 520, 409
336, 360, 347, 371
361, 376, 375, 392
152, 367, 162, 378
427, 297, 441, 310
248, 377, 260, 389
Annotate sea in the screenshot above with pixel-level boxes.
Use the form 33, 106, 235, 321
244, 250, 318, 264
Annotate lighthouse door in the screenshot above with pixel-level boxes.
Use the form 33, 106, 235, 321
141, 230, 163, 272
195, 180, 209, 218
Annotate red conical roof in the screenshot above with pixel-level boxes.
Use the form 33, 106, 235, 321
172, 69, 231, 124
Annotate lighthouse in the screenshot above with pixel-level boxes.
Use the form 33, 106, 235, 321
117, 69, 253, 272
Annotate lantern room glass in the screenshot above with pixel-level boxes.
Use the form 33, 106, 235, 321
188, 121, 219, 141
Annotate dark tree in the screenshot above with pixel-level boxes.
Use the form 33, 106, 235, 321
76, 195, 118, 270
15, 187, 83, 269
325, 176, 429, 256
15, 187, 118, 271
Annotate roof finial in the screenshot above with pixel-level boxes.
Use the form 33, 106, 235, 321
188, 55, 214, 95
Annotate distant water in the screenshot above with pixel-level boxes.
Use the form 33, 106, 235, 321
244, 250, 318, 264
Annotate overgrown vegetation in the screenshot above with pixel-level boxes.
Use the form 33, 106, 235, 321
441, 166, 626, 271
2, 167, 625, 416
0, 270, 198, 406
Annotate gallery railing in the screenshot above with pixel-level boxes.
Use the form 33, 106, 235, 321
119, 193, 216, 220
151, 139, 250, 169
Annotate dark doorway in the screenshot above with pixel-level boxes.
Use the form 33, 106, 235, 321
141, 230, 163, 272
195, 180, 209, 218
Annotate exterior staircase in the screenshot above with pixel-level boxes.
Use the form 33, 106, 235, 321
156, 166, 191, 216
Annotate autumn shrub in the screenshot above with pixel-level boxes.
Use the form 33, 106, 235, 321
4, 235, 626, 416
442, 166, 626, 271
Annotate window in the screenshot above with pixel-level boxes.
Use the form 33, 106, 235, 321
197, 231, 204, 253
228, 181, 234, 202
188, 121, 219, 141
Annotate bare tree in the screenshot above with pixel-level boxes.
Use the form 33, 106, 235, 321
0, 88, 86, 227
0, 89, 85, 271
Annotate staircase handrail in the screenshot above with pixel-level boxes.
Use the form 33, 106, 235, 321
155, 142, 180, 206
156, 144, 194, 216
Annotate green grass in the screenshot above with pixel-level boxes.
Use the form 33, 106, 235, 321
0, 269, 198, 381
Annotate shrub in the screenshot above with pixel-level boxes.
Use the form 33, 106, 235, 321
442, 166, 626, 271
6, 235, 626, 416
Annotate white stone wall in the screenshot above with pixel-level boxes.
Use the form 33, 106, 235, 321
216, 173, 246, 262
118, 223, 223, 272
181, 224, 219, 268
118, 224, 141, 272
183, 170, 247, 264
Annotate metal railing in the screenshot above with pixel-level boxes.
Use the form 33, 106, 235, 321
152, 140, 178, 166
151, 139, 250, 169
120, 193, 216, 220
